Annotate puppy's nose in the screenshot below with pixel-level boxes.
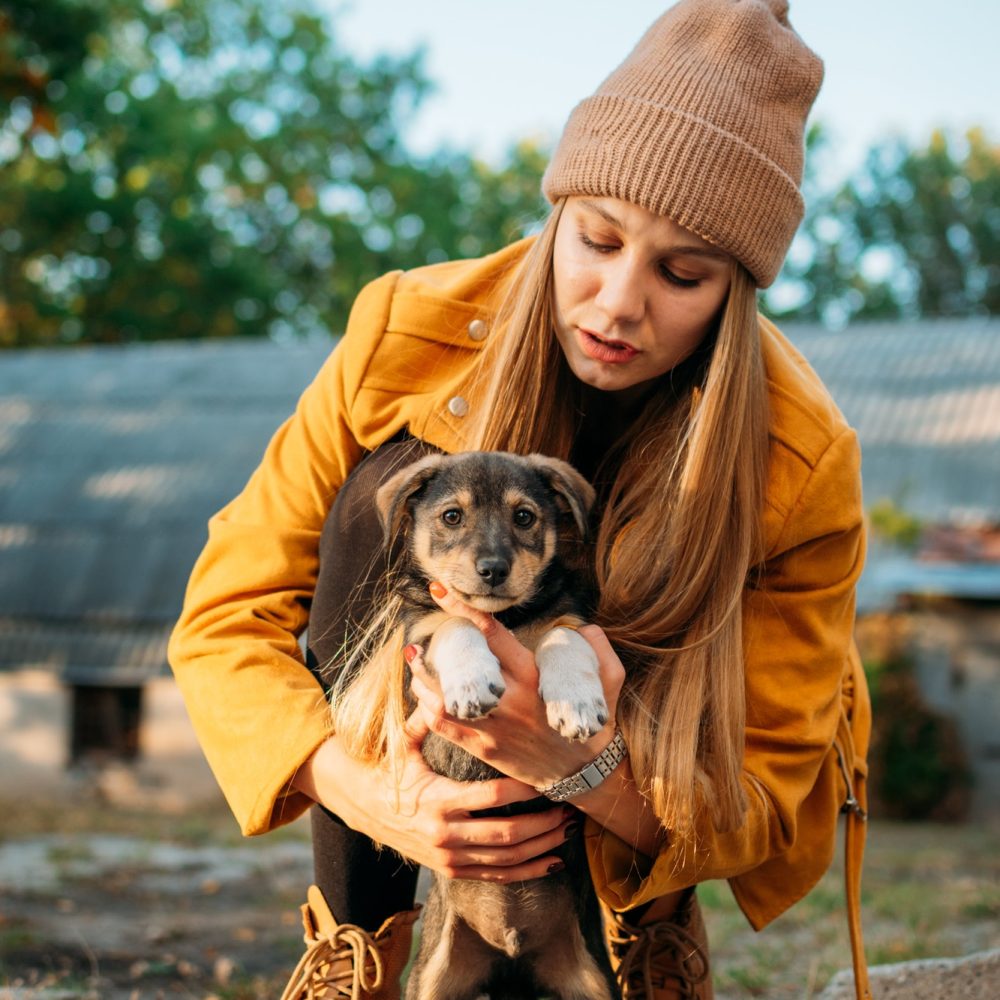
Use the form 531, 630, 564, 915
476, 557, 510, 587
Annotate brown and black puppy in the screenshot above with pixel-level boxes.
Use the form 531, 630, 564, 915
374, 451, 618, 1000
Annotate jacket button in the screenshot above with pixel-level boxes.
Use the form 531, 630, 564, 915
467, 319, 488, 341
447, 396, 470, 418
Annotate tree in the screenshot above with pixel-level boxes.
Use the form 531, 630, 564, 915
764, 127, 1000, 325
0, 0, 547, 347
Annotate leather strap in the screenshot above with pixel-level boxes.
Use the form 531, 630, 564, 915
844, 796, 871, 1000
835, 709, 872, 1000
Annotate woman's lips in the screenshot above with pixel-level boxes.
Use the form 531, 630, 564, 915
578, 328, 639, 364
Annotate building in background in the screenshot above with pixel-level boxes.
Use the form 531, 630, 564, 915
1, 317, 998, 814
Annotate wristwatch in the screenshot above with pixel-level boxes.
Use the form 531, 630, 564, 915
537, 730, 629, 802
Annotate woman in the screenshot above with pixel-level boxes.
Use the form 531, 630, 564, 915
169, 2, 871, 998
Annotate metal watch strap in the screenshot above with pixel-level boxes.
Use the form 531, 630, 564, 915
537, 731, 629, 802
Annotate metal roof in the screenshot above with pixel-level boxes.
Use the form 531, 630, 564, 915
2, 315, 999, 673
784, 316, 1000, 523
1, 338, 332, 675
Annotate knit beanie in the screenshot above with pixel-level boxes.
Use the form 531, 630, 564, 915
542, 0, 823, 287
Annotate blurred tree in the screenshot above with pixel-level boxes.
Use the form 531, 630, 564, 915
765, 127, 1000, 325
0, 0, 547, 346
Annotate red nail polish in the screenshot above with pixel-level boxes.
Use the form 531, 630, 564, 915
429, 581, 447, 598
403, 645, 417, 662
547, 861, 566, 874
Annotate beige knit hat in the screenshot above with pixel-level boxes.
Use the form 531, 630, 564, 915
542, 0, 823, 287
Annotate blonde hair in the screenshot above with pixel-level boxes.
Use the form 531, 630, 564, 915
331, 199, 769, 837
468, 200, 769, 835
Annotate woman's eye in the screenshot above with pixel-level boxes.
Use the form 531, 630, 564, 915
513, 508, 536, 528
441, 509, 462, 526
660, 265, 701, 289
579, 231, 616, 254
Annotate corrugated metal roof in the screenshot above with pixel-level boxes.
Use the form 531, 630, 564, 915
1, 338, 332, 674
2, 317, 999, 672
784, 316, 1000, 522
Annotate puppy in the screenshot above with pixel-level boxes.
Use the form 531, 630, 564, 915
373, 451, 618, 1000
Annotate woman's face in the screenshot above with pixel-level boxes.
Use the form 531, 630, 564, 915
552, 196, 733, 399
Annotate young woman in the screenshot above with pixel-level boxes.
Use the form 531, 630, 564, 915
169, 2, 871, 998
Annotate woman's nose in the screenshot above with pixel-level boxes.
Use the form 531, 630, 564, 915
594, 258, 646, 326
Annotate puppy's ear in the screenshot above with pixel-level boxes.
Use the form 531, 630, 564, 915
375, 453, 447, 544
525, 455, 596, 538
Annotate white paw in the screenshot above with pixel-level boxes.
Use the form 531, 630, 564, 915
543, 692, 609, 742
536, 627, 608, 741
440, 651, 506, 719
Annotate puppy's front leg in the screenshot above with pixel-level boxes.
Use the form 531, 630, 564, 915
535, 627, 608, 742
426, 617, 506, 719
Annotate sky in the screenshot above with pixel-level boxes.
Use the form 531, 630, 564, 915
320, 0, 998, 185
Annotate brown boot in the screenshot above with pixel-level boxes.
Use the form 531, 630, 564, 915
604, 889, 713, 1000
279, 885, 421, 1000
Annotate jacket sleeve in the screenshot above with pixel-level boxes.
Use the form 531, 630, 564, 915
587, 427, 865, 909
167, 271, 399, 836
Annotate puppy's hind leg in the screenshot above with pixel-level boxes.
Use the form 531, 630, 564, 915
406, 907, 498, 1000
529, 920, 618, 1000
535, 626, 608, 741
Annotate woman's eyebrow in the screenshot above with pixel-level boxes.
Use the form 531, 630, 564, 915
579, 198, 625, 229
578, 199, 729, 262
666, 244, 731, 263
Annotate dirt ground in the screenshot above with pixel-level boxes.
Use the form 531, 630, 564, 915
1, 673, 998, 999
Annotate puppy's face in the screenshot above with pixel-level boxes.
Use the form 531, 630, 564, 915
376, 453, 594, 613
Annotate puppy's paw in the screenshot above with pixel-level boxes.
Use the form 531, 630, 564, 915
439, 652, 506, 720
544, 695, 609, 742
536, 626, 608, 741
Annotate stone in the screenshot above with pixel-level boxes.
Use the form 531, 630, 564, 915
819, 948, 1000, 1000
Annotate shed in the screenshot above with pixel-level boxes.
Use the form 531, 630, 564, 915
0, 337, 332, 761
2, 314, 999, 767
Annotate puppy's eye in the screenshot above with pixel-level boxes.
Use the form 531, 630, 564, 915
441, 508, 463, 527
513, 508, 536, 528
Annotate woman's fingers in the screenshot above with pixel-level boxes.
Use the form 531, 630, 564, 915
428, 582, 538, 685
440, 815, 576, 871
578, 623, 626, 716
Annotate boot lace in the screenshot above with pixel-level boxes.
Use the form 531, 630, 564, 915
279, 923, 385, 1000
609, 914, 709, 1000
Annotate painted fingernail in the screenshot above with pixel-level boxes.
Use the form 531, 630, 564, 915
564, 822, 580, 840
547, 861, 566, 874
429, 581, 447, 598
403, 645, 418, 663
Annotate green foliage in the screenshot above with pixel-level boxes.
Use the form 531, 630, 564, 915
868, 497, 924, 549
864, 652, 972, 823
0, 0, 547, 346
764, 126, 1000, 324
7, 1, 997, 343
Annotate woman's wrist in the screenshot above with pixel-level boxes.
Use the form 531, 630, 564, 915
564, 755, 666, 860
536, 730, 629, 801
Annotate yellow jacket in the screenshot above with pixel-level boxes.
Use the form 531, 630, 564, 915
169, 237, 870, 931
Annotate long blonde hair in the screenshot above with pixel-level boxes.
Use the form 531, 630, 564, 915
468, 199, 770, 835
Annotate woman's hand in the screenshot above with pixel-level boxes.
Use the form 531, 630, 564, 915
292, 716, 576, 883
407, 582, 626, 791
410, 583, 666, 856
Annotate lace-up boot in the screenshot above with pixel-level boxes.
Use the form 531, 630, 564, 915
279, 885, 420, 1000
604, 889, 713, 1000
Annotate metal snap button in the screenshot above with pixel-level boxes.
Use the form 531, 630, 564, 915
447, 396, 470, 418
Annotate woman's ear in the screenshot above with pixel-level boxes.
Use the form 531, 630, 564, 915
374, 454, 447, 544
524, 454, 596, 538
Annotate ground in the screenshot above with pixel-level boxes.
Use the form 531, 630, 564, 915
1, 674, 997, 998
1, 794, 997, 1000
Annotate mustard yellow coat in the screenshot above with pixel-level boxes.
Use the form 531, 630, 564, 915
168, 238, 870, 931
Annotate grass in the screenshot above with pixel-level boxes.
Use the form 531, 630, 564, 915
701, 819, 1000, 997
